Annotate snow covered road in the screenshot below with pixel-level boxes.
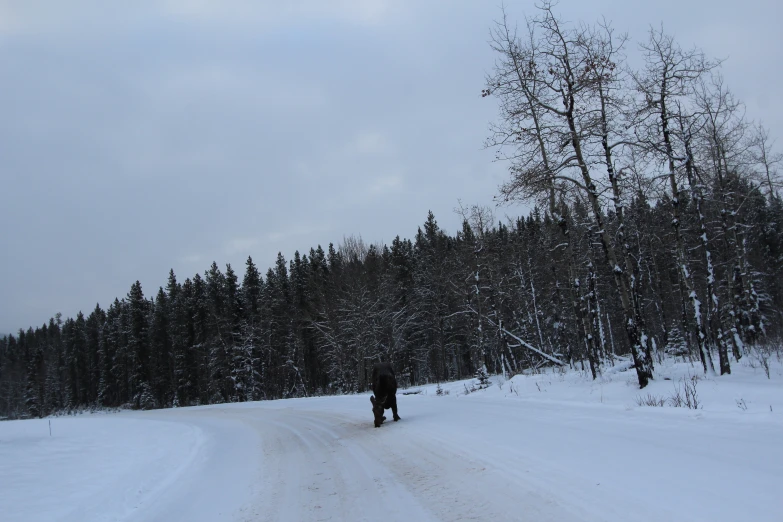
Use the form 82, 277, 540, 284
3, 371, 782, 521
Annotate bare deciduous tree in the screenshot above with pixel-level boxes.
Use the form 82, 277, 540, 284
486, 2, 654, 387
632, 25, 719, 376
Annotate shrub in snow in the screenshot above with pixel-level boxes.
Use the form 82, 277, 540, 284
668, 375, 701, 409
633, 375, 702, 410
664, 327, 689, 358
474, 365, 491, 390
635, 393, 666, 407
750, 346, 772, 379
135, 383, 158, 410
25, 385, 40, 419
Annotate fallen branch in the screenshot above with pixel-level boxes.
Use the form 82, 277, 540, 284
502, 328, 566, 366
603, 359, 634, 375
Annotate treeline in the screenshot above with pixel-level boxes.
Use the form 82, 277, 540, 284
1, 192, 781, 419
2, 4, 783, 418
482, 2, 783, 386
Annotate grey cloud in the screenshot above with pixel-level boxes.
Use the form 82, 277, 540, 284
1, 0, 780, 333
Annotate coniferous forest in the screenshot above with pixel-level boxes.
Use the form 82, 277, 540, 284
2, 4, 782, 418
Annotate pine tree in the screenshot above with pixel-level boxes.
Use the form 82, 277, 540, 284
224, 263, 243, 401
190, 274, 210, 404
165, 270, 187, 407
85, 304, 105, 406
474, 364, 491, 390
237, 257, 263, 401
98, 300, 122, 407
149, 288, 172, 406
24, 346, 44, 418
44, 317, 64, 413
126, 281, 154, 409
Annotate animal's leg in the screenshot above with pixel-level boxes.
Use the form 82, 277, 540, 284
390, 395, 401, 421
371, 396, 383, 427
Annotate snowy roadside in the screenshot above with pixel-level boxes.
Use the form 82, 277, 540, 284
412, 357, 783, 418
0, 415, 205, 522
1, 357, 781, 522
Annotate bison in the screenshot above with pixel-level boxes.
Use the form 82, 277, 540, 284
370, 362, 401, 428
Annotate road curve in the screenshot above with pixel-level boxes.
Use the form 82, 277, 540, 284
133, 392, 782, 522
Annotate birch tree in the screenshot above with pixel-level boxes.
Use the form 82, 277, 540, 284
632, 26, 717, 375
486, 2, 653, 387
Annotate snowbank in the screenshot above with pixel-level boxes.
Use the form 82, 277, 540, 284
0, 415, 204, 522
414, 356, 783, 417
1, 356, 781, 521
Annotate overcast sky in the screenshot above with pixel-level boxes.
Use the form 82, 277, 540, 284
1, 0, 780, 334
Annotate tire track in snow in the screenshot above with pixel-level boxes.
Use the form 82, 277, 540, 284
241, 410, 437, 522
236, 407, 578, 521
125, 389, 782, 522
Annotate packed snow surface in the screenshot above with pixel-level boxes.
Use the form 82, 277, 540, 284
2, 359, 782, 521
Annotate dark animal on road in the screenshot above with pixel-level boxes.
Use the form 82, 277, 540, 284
370, 362, 401, 428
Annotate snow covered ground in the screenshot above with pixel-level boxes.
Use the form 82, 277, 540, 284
2, 357, 782, 521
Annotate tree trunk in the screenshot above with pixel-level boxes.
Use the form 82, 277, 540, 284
661, 99, 714, 375
564, 87, 652, 387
